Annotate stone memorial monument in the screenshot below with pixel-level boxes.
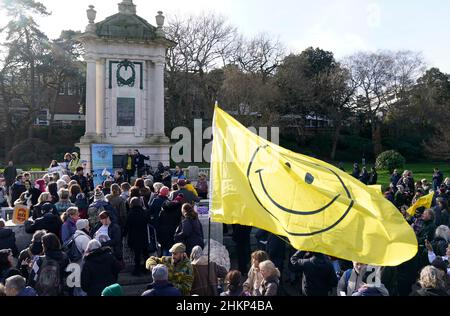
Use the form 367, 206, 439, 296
76, 0, 175, 171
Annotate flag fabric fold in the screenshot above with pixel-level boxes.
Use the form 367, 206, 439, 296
406, 193, 434, 217
210, 106, 418, 266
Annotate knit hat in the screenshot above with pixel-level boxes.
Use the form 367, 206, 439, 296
35, 179, 46, 192
76, 219, 89, 231
169, 243, 186, 254
152, 264, 169, 282
159, 187, 170, 197
174, 194, 185, 203
101, 284, 124, 296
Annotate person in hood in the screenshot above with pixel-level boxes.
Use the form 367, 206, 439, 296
5, 275, 37, 296
142, 264, 181, 297
290, 251, 338, 296
190, 246, 227, 296
81, 240, 120, 296
28, 233, 69, 296
0, 219, 18, 257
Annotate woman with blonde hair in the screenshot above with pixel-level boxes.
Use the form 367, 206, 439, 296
61, 207, 79, 243
243, 250, 269, 295
31, 192, 57, 219
410, 266, 449, 296
254, 260, 280, 296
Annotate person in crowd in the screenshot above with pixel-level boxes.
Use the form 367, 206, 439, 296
10, 175, 26, 206
149, 182, 164, 205
106, 184, 127, 232
88, 188, 118, 228
0, 249, 21, 285
0, 219, 18, 257
394, 185, 407, 209
196, 173, 209, 199
142, 264, 181, 296
5, 275, 37, 296
60, 207, 79, 243
71, 167, 88, 194
290, 251, 338, 296
152, 163, 165, 183
146, 243, 194, 296
148, 186, 169, 229
25, 203, 62, 238
174, 203, 204, 256
410, 266, 449, 296
28, 233, 69, 296
162, 167, 173, 188
54, 189, 74, 215
56, 179, 67, 192
68, 183, 82, 203
17, 230, 46, 279
74, 193, 88, 220
0, 183, 9, 208
158, 194, 184, 256
124, 197, 149, 276
46, 182, 59, 204
243, 250, 269, 295
68, 152, 81, 175
173, 166, 186, 180
337, 262, 368, 296
101, 283, 124, 296
81, 240, 120, 296
190, 246, 228, 296
253, 260, 280, 296
113, 170, 125, 186
417, 209, 436, 247
352, 282, 390, 296
134, 178, 152, 208
430, 225, 450, 257
221, 270, 250, 297
433, 198, 447, 227
359, 167, 369, 185
170, 179, 200, 204
61, 153, 72, 174
352, 163, 360, 179
120, 182, 131, 201
184, 180, 199, 199
25, 180, 42, 207
72, 219, 91, 262
134, 150, 150, 178
3, 161, 17, 196
102, 180, 113, 196
233, 224, 253, 275
390, 169, 401, 191
368, 167, 378, 185
92, 211, 123, 263
265, 233, 287, 276
433, 168, 444, 192
122, 149, 136, 184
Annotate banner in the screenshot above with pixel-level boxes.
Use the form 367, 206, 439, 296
92, 144, 114, 188
210, 106, 417, 266
12, 205, 29, 225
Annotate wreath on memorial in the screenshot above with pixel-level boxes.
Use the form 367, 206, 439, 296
116, 59, 136, 87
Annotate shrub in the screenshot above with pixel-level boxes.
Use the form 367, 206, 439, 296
375, 150, 406, 173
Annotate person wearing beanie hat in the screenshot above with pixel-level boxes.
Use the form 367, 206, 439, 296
145, 243, 193, 296
142, 264, 181, 296
81, 239, 120, 296
72, 219, 91, 262
101, 283, 123, 296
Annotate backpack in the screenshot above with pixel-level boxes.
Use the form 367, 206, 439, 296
88, 203, 106, 229
35, 257, 62, 296
62, 235, 83, 262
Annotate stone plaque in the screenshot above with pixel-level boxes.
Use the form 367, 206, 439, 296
117, 97, 135, 126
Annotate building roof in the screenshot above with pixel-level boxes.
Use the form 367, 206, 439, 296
95, 12, 157, 41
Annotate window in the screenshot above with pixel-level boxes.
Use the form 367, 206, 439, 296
58, 84, 65, 95
67, 83, 77, 96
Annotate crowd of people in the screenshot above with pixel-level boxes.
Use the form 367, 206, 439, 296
0, 155, 450, 297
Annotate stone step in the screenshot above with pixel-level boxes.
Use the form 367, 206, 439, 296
118, 271, 152, 286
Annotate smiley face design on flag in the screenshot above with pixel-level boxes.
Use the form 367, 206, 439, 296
247, 145, 355, 236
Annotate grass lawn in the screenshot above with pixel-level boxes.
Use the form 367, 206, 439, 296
341, 162, 450, 190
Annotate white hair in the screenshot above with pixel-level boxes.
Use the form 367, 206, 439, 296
435, 225, 450, 242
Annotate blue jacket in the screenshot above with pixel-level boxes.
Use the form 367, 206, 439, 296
61, 218, 77, 244
18, 286, 38, 296
142, 282, 181, 296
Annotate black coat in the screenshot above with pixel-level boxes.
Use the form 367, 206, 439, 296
3, 166, 17, 185
10, 182, 26, 204
148, 196, 168, 228
71, 175, 88, 194
92, 223, 123, 260
290, 251, 338, 296
124, 206, 149, 250
0, 228, 18, 257
25, 213, 62, 239
134, 154, 150, 169
174, 218, 204, 255
158, 201, 182, 249
410, 287, 449, 296
81, 247, 119, 296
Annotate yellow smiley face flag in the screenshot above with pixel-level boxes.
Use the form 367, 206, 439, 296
210, 106, 417, 266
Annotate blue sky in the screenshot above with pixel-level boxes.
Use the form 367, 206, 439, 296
2, 0, 450, 72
